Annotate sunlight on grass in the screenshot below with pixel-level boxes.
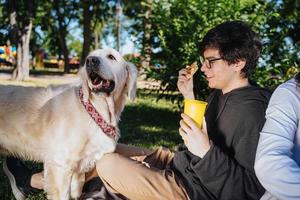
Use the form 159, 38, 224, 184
128, 90, 180, 112
0, 74, 79, 87
0, 79, 73, 87
139, 125, 164, 133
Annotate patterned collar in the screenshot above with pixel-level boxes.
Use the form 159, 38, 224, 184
78, 88, 117, 140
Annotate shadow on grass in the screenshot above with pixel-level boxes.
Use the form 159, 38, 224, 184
0, 157, 46, 200
119, 103, 182, 149
0, 157, 15, 200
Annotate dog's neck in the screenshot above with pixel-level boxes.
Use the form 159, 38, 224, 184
114, 94, 127, 120
80, 81, 129, 128
112, 82, 130, 121
79, 89, 118, 140
89, 94, 117, 127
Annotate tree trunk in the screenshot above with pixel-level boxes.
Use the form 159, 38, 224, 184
57, 31, 69, 73
80, 0, 93, 66
12, 20, 32, 81
94, 23, 103, 50
53, 0, 70, 73
8, 0, 18, 46
115, 0, 122, 52
94, 28, 100, 49
141, 0, 152, 72
9, 0, 34, 81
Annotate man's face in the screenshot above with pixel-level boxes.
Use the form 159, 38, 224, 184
200, 48, 241, 92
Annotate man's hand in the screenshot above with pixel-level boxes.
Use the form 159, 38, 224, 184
179, 113, 211, 158
177, 68, 195, 99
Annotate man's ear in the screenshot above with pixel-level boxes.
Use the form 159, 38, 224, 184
234, 59, 246, 72
125, 62, 138, 101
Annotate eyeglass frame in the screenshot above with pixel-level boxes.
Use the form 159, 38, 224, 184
199, 56, 223, 69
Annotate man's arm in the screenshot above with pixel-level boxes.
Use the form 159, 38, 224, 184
190, 103, 266, 200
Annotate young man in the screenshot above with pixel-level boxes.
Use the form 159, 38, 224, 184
174, 21, 270, 200
4, 21, 270, 200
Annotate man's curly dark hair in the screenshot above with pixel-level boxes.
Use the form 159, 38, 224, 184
199, 21, 262, 78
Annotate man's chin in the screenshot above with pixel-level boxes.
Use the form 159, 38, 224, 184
208, 82, 215, 89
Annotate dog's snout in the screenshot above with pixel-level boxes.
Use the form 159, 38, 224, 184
86, 56, 100, 69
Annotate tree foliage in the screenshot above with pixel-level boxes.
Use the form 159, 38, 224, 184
0, 0, 298, 89
146, 0, 260, 99
130, 0, 299, 100
79, 0, 113, 65
0, 0, 116, 75
253, 0, 300, 89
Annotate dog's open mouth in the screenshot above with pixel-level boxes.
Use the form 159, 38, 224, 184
89, 72, 115, 93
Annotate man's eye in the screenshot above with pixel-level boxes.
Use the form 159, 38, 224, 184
107, 54, 116, 60
208, 60, 216, 64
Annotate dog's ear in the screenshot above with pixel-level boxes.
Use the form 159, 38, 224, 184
125, 62, 138, 101
80, 67, 90, 102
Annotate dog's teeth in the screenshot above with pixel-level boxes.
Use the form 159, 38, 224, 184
93, 80, 98, 85
103, 80, 110, 88
98, 81, 103, 89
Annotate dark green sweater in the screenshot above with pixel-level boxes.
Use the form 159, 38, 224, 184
171, 86, 271, 200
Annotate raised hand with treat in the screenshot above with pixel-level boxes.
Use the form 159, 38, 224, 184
177, 61, 198, 99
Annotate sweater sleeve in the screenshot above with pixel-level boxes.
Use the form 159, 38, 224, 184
190, 103, 266, 200
255, 84, 300, 200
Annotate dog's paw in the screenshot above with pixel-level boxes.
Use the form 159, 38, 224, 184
71, 172, 85, 199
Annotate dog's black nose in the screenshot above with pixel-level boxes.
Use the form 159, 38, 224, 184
86, 56, 100, 69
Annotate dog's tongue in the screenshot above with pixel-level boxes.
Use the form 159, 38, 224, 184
102, 80, 110, 88
92, 77, 101, 85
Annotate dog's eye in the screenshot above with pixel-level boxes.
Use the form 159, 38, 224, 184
107, 54, 116, 61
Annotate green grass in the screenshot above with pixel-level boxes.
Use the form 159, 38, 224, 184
119, 90, 182, 149
0, 87, 182, 199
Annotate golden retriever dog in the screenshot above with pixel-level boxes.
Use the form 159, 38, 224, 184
0, 48, 138, 200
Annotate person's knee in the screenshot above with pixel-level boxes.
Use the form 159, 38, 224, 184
96, 153, 120, 178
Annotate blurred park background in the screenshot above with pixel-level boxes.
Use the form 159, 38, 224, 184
0, 0, 299, 95
0, 0, 299, 199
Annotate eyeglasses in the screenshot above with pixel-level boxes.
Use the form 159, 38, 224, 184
199, 56, 223, 69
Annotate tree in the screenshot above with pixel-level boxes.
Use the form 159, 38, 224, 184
79, 0, 111, 65
37, 1, 65, 59
140, 0, 152, 70
0, 1, 9, 42
7, 0, 36, 81
52, 0, 78, 73
253, 0, 300, 88
123, 0, 153, 70
125, 0, 298, 100
148, 0, 246, 100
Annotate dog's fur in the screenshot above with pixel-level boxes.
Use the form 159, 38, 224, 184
0, 48, 138, 199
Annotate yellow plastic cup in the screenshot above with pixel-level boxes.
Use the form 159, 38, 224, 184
184, 99, 207, 128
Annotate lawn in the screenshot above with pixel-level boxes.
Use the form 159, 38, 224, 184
0, 77, 183, 199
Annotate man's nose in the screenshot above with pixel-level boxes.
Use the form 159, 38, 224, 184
200, 62, 207, 72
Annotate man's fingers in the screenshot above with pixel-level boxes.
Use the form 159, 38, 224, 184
202, 117, 208, 135
178, 68, 189, 76
181, 113, 198, 130
179, 119, 191, 133
179, 127, 187, 140
177, 76, 189, 82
